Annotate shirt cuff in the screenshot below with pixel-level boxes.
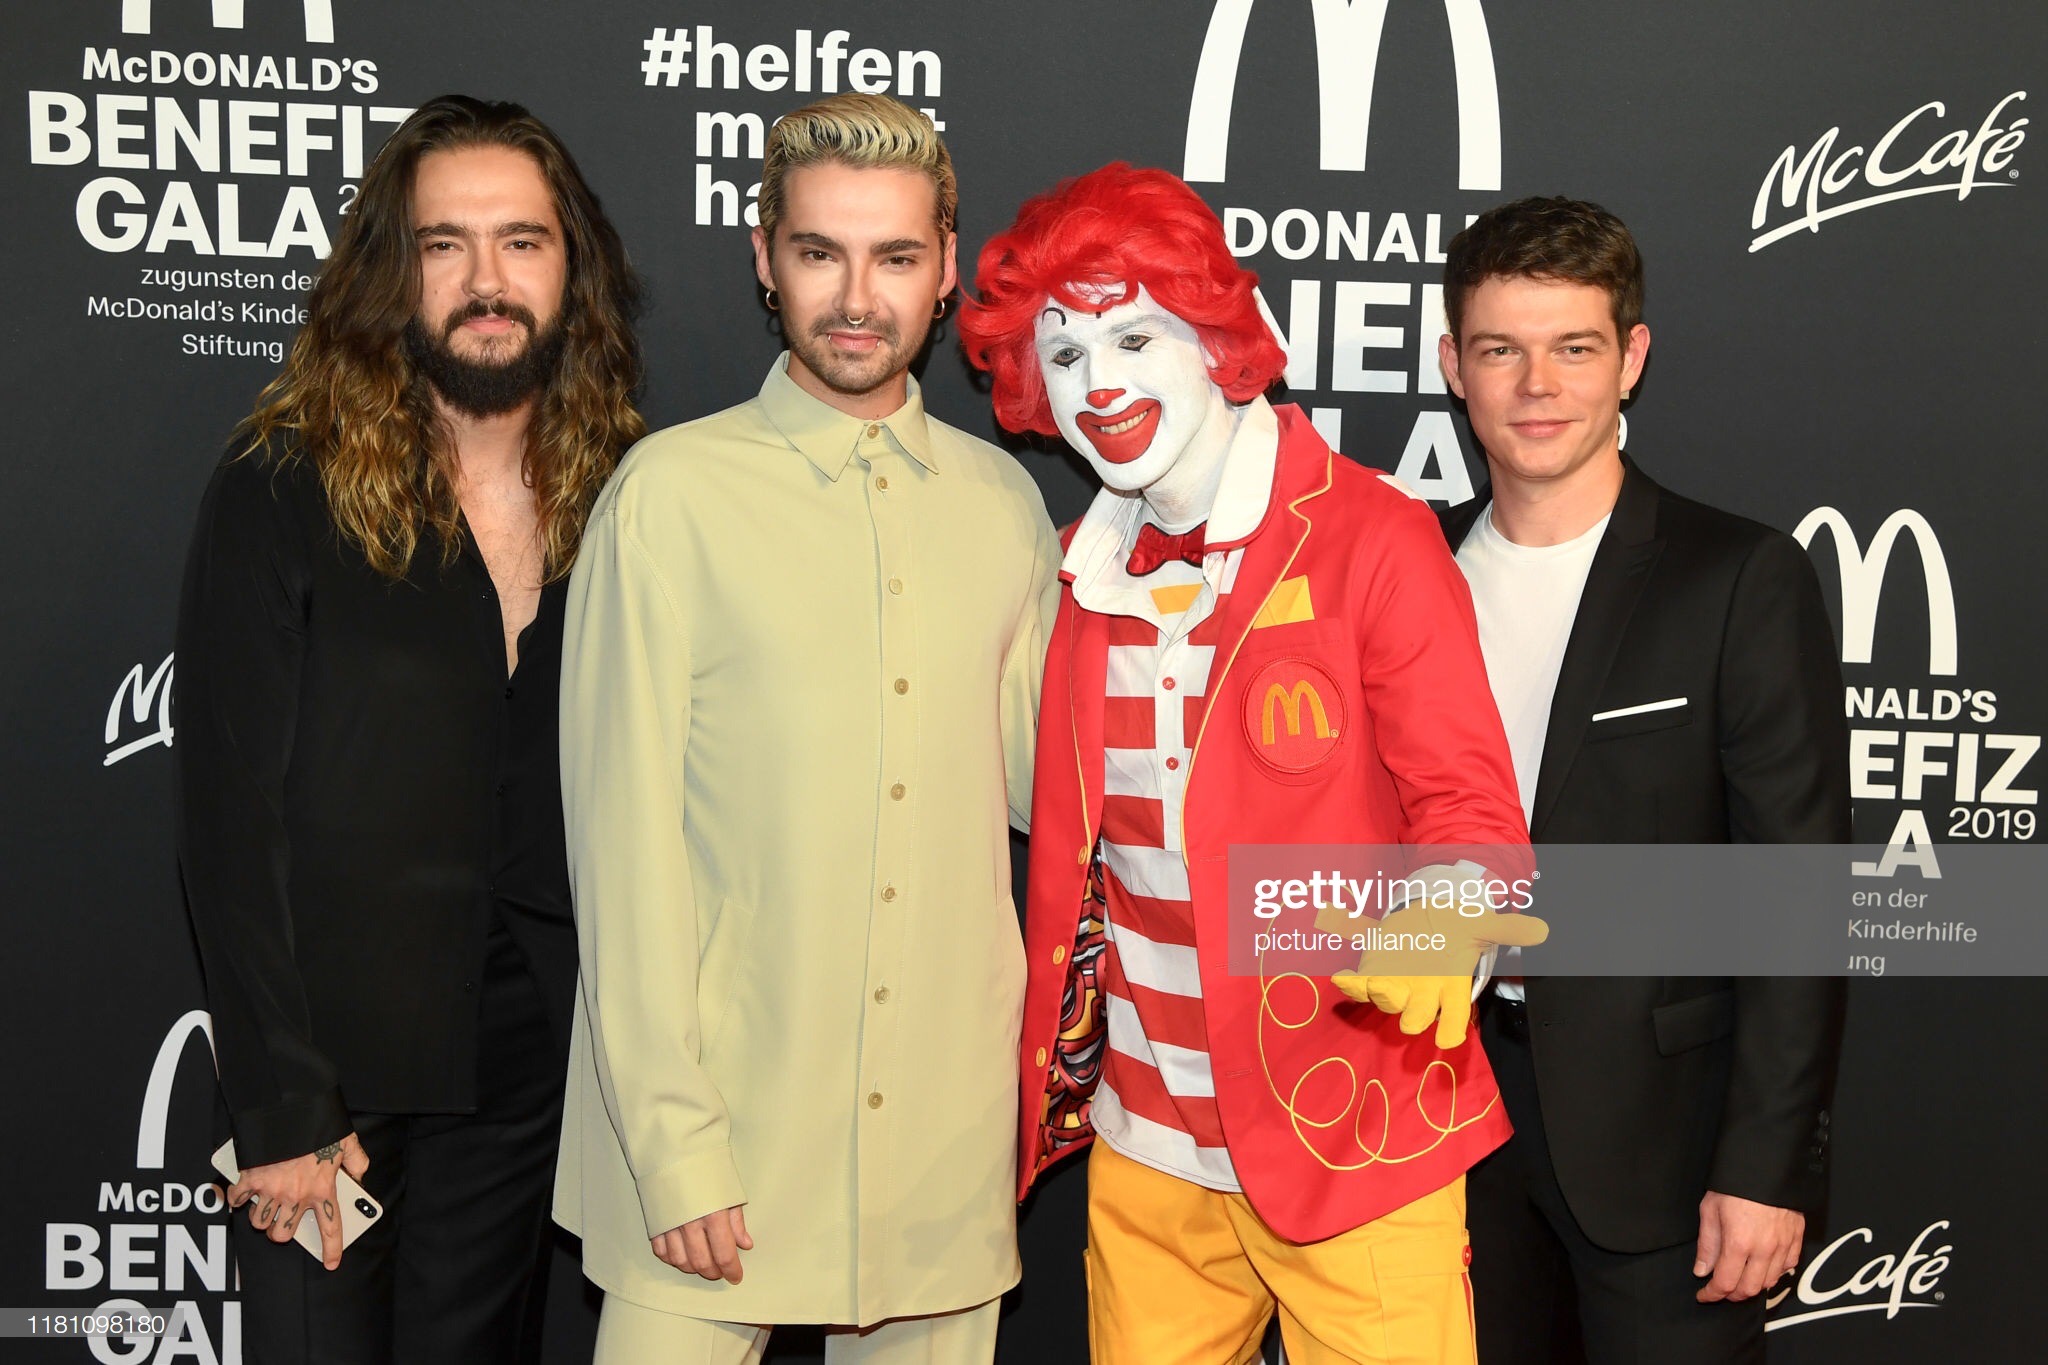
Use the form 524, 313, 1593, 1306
637, 1145, 748, 1239
231, 1088, 352, 1169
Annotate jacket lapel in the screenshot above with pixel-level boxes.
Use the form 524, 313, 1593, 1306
1440, 494, 1486, 551
1529, 459, 1665, 838
1191, 410, 1332, 754
1063, 587, 1110, 841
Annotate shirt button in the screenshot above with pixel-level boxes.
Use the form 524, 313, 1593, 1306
866, 424, 881, 439
867, 1091, 885, 1109
894, 677, 909, 695
890, 782, 906, 800
504, 685, 516, 699
1052, 944, 1067, 965
880, 885, 897, 902
888, 577, 904, 595
874, 986, 890, 1003
1076, 846, 1089, 866
875, 475, 889, 491
1165, 757, 1180, 771
1035, 1046, 1048, 1068
1162, 677, 1176, 691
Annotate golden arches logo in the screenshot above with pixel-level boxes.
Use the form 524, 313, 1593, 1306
1241, 657, 1345, 774
1261, 680, 1332, 746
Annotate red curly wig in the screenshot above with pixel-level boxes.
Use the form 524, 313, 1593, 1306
959, 163, 1286, 438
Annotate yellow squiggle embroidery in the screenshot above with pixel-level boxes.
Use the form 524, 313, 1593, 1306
1256, 962, 1498, 1172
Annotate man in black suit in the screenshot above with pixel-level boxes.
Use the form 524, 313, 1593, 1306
1435, 197, 1849, 1363
176, 98, 644, 1361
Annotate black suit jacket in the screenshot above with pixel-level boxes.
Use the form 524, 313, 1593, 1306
1444, 457, 1850, 1253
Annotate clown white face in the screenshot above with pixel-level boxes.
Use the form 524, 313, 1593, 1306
1034, 285, 1235, 499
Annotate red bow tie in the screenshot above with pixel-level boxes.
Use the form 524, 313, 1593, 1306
1127, 521, 1209, 577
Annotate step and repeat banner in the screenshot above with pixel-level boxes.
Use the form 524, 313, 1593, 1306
4, 1, 2041, 1360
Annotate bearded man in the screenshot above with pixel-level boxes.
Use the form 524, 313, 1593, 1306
175, 94, 644, 1362
961, 163, 1538, 1365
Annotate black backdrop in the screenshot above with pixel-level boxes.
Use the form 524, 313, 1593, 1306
5, 2, 2042, 1360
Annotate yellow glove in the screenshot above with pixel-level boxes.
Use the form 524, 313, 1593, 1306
1328, 901, 1549, 1049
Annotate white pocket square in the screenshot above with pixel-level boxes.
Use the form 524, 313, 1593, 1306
1591, 697, 1688, 722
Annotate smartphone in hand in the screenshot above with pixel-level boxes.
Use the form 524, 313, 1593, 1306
211, 1139, 383, 1258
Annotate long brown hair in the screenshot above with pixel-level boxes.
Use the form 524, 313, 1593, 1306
240, 94, 644, 581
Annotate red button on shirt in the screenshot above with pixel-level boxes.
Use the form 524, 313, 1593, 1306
1162, 678, 1176, 691
1165, 757, 1180, 771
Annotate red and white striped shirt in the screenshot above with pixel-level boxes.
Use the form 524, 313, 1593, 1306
1064, 410, 1282, 1190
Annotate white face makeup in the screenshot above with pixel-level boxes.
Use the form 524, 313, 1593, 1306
1034, 284, 1231, 495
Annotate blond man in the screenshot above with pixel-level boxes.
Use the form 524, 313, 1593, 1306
554, 93, 1061, 1364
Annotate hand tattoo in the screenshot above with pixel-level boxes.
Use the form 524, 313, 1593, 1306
315, 1141, 343, 1164
322, 1200, 336, 1220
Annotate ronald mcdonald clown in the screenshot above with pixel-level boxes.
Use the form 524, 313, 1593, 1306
961, 165, 1541, 1364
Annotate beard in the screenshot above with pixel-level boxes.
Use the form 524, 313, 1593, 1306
405, 298, 567, 419
785, 307, 931, 400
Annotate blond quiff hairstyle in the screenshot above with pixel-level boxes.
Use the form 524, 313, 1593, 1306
757, 93, 957, 240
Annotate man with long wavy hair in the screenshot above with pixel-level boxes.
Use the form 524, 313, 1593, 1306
174, 94, 643, 1362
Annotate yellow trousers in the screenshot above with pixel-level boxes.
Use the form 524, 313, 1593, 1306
1086, 1142, 1476, 1365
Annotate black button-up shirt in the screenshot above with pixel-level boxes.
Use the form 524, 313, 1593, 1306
175, 451, 575, 1167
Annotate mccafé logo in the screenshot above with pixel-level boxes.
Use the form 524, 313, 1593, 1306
1794, 508, 1956, 676
1750, 90, 2026, 253
122, 0, 337, 43
1766, 1221, 1951, 1329
1244, 658, 1344, 773
1183, 0, 1501, 189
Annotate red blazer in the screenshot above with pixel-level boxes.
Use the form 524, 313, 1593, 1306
1018, 405, 1531, 1241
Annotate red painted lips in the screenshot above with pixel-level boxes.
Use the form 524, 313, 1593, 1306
1076, 400, 1162, 464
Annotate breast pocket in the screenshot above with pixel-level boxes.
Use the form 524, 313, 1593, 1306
1652, 988, 1736, 1056
1585, 697, 1692, 741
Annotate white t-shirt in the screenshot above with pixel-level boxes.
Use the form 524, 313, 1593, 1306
1455, 502, 1609, 1001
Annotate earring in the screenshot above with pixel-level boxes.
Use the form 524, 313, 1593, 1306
763, 288, 780, 312
933, 297, 950, 320
1621, 388, 1632, 400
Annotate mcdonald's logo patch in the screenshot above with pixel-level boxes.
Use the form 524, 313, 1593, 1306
1241, 657, 1345, 774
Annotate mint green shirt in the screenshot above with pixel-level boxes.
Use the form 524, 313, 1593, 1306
555, 355, 1061, 1324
